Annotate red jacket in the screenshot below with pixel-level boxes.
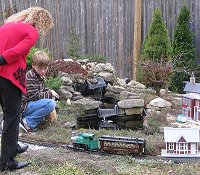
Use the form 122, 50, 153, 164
0, 22, 39, 93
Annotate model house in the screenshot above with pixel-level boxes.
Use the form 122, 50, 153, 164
181, 75, 200, 121
183, 80, 200, 94
181, 93, 200, 121
161, 127, 200, 157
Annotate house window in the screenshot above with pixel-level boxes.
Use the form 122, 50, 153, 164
182, 108, 187, 116
183, 98, 186, 105
179, 143, 185, 150
169, 143, 174, 150
187, 99, 191, 106
178, 143, 187, 154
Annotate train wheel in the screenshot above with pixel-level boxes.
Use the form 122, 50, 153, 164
73, 144, 78, 151
138, 152, 143, 156
83, 145, 88, 151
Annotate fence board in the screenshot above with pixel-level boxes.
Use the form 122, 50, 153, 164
0, 0, 200, 79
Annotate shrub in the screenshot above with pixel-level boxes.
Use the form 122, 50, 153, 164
146, 110, 169, 134
171, 6, 196, 93
44, 77, 62, 91
26, 47, 39, 70
140, 8, 172, 96
67, 28, 81, 59
46, 60, 88, 78
79, 55, 107, 63
142, 8, 172, 62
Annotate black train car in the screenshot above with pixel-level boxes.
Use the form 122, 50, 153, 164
99, 135, 146, 155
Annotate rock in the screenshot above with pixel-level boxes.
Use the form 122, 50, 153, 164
77, 59, 90, 64
60, 76, 73, 86
125, 107, 144, 115
72, 91, 84, 101
97, 72, 116, 83
72, 98, 102, 110
149, 97, 172, 108
58, 86, 73, 100
66, 99, 72, 105
127, 80, 146, 89
115, 78, 127, 87
63, 121, 77, 129
119, 91, 141, 100
104, 91, 121, 101
106, 84, 125, 94
118, 99, 144, 109
92, 63, 116, 74
87, 62, 96, 70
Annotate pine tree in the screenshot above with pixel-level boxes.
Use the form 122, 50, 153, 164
171, 6, 196, 93
140, 8, 172, 96
142, 8, 172, 61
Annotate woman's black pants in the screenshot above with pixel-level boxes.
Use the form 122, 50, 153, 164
0, 76, 22, 170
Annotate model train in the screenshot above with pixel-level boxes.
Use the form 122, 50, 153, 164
70, 133, 146, 155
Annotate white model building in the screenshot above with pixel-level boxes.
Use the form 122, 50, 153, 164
161, 127, 200, 157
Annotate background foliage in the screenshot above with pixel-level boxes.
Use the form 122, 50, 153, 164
171, 6, 196, 93
140, 8, 172, 96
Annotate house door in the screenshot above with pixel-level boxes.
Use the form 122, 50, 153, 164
198, 109, 200, 121
191, 143, 197, 154
187, 107, 191, 118
194, 106, 198, 121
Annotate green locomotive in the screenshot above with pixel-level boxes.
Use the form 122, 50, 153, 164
71, 133, 99, 150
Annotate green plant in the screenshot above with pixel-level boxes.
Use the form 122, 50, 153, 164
80, 55, 107, 63
67, 28, 81, 59
46, 60, 88, 78
26, 47, 39, 70
140, 8, 172, 96
147, 115, 162, 134
146, 109, 169, 135
171, 6, 196, 93
142, 8, 172, 62
45, 76, 62, 91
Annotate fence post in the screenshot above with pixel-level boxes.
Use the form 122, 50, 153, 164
133, 0, 142, 81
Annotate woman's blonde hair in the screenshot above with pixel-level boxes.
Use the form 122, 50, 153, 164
32, 51, 50, 67
5, 6, 53, 36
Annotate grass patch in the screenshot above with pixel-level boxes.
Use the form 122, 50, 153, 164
10, 100, 200, 174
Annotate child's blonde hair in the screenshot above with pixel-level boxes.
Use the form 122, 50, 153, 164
32, 51, 50, 67
5, 6, 53, 36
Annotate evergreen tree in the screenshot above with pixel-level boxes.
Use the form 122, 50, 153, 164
142, 8, 172, 62
171, 6, 196, 93
140, 8, 172, 96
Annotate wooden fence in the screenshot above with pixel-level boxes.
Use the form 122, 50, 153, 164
0, 0, 200, 79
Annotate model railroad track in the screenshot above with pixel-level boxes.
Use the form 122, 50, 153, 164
19, 137, 200, 164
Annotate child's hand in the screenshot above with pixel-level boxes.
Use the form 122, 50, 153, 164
51, 90, 60, 99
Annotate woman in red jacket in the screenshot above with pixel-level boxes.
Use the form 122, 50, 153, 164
0, 7, 53, 172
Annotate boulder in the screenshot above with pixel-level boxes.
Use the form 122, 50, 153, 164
72, 98, 102, 111
149, 97, 172, 108
118, 99, 144, 109
125, 107, 144, 115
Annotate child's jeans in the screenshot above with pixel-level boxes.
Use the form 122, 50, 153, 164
22, 99, 56, 129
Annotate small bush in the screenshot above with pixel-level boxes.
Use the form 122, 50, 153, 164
146, 110, 169, 134
146, 115, 162, 134
45, 77, 62, 91
26, 47, 39, 70
46, 60, 88, 78
80, 55, 107, 63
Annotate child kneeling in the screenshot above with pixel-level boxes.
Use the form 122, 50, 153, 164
21, 51, 59, 132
